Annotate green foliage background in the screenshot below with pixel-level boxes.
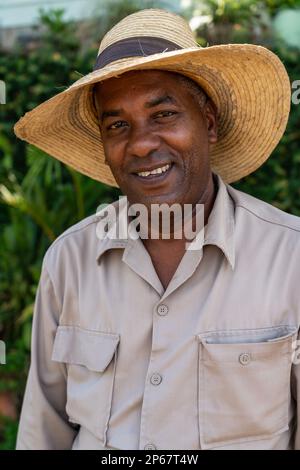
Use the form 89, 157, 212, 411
0, 0, 300, 449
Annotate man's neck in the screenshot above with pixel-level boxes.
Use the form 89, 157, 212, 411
138, 174, 218, 289
143, 173, 217, 248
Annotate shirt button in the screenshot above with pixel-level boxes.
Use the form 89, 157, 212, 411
150, 373, 163, 385
239, 352, 251, 365
144, 443, 156, 450
157, 304, 169, 316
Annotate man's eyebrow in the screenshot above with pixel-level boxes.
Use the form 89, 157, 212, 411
100, 94, 177, 122
100, 109, 122, 122
145, 94, 178, 108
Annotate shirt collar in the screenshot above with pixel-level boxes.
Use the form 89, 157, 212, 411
203, 173, 235, 269
96, 195, 129, 261
96, 173, 235, 269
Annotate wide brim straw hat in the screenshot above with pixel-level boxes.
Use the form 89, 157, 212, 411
14, 8, 291, 187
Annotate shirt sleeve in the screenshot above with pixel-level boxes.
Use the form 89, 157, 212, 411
16, 259, 78, 450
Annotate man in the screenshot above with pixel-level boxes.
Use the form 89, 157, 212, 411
15, 9, 300, 450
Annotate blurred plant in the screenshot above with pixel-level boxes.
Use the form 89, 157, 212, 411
184, 0, 273, 45
265, 0, 300, 16
0, 417, 19, 450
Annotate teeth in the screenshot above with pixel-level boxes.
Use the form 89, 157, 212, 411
138, 164, 170, 177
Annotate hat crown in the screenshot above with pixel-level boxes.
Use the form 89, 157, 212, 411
98, 8, 198, 55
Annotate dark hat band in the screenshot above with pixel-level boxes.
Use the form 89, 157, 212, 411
93, 36, 182, 70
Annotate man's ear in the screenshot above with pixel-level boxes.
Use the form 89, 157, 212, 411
205, 100, 218, 144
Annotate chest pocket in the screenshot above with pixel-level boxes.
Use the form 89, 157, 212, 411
196, 325, 298, 449
52, 325, 120, 446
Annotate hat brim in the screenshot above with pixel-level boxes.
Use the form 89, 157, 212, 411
14, 44, 291, 186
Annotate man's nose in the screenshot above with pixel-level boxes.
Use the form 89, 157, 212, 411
126, 123, 160, 158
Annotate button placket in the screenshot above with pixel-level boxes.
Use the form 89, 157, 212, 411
140, 303, 168, 450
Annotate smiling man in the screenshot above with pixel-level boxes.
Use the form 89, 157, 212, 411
93, 70, 218, 288
14, 9, 300, 450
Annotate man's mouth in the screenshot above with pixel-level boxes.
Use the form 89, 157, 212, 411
133, 163, 173, 180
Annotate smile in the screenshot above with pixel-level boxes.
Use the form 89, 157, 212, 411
136, 163, 171, 178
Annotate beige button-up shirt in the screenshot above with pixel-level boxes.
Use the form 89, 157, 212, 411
16, 174, 300, 450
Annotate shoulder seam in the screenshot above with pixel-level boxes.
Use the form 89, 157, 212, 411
236, 204, 300, 233
47, 217, 98, 252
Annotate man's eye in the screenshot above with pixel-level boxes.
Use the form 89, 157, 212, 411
155, 111, 176, 118
107, 121, 127, 130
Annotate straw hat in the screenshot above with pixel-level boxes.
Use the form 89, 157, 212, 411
14, 8, 291, 186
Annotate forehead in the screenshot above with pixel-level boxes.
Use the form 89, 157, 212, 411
94, 70, 187, 105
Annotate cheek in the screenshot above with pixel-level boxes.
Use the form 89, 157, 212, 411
166, 116, 207, 149
165, 128, 208, 159
163, 127, 195, 151
102, 139, 124, 169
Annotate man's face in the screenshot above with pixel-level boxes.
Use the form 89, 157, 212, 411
94, 70, 217, 207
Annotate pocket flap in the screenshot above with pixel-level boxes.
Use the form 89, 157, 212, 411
198, 325, 298, 362
52, 326, 120, 372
